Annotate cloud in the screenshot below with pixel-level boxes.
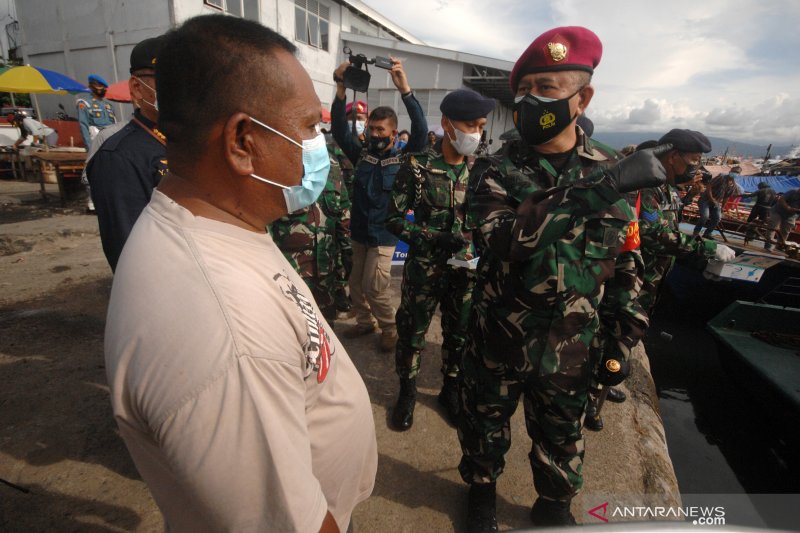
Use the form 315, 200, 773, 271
361, 0, 800, 143
628, 99, 661, 125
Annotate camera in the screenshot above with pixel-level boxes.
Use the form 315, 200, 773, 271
341, 47, 393, 93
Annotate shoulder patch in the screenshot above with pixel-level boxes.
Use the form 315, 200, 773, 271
641, 210, 659, 223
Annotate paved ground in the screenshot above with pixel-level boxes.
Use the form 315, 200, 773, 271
0, 180, 680, 532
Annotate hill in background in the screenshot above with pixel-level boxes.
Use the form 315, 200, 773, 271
591, 131, 793, 159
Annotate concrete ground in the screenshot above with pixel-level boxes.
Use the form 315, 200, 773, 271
0, 180, 680, 531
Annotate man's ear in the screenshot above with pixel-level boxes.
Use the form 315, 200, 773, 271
128, 78, 142, 108
577, 84, 594, 113
224, 113, 258, 176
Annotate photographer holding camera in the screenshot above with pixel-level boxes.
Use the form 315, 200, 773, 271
331, 56, 427, 352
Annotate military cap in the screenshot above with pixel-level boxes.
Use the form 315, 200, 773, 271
88, 74, 109, 87
130, 36, 163, 73
440, 89, 495, 121
510, 26, 602, 92
658, 129, 712, 153
345, 100, 368, 115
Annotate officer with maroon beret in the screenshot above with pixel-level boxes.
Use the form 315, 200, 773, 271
457, 26, 668, 531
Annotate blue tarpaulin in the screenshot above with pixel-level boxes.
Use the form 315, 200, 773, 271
734, 175, 800, 195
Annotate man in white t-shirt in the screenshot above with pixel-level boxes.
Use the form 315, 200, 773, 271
104, 15, 377, 533
8, 111, 58, 148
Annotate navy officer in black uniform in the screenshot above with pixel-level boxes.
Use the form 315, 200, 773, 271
87, 35, 167, 271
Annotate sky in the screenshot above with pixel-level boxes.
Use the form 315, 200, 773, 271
361, 0, 800, 147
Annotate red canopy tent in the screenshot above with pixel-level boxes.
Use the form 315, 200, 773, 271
105, 79, 131, 103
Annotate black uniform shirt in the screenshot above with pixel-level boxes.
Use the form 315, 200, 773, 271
86, 110, 167, 271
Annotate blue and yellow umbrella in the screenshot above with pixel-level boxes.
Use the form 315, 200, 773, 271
0, 65, 89, 94
0, 65, 90, 121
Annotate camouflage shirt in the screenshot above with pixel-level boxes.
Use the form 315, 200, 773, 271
639, 182, 716, 276
467, 132, 635, 371
386, 143, 471, 257
269, 147, 351, 285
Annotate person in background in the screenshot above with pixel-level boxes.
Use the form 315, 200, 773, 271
270, 143, 351, 327
7, 111, 58, 148
104, 15, 376, 532
77, 74, 117, 212
386, 89, 495, 431
764, 188, 800, 251
85, 36, 167, 271
396, 129, 410, 151
693, 171, 740, 238
742, 181, 777, 245
331, 57, 428, 352
636, 130, 736, 315
426, 130, 438, 148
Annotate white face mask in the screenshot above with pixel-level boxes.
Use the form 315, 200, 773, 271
350, 120, 365, 136
134, 76, 158, 111
447, 119, 481, 156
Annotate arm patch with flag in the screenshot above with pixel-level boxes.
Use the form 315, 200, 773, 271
620, 192, 641, 252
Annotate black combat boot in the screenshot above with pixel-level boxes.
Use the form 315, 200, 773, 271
437, 375, 460, 426
466, 482, 498, 533
530, 497, 576, 526
584, 401, 604, 431
391, 377, 416, 431
606, 386, 627, 403
334, 288, 352, 313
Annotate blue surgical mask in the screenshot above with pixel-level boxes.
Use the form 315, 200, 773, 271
396, 139, 407, 151
350, 120, 365, 136
248, 116, 331, 213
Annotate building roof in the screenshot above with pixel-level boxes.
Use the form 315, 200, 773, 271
340, 32, 515, 105
338, 0, 425, 44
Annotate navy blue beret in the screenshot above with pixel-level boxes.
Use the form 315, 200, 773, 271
88, 74, 109, 87
658, 129, 711, 153
440, 89, 496, 121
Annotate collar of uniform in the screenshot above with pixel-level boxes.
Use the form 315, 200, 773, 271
575, 126, 609, 162
133, 109, 156, 130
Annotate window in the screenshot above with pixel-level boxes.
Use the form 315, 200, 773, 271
295, 0, 330, 51
204, 0, 260, 22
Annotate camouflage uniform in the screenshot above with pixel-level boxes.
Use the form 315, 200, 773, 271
386, 144, 476, 380
637, 182, 716, 314
328, 140, 355, 291
458, 132, 635, 501
269, 150, 351, 322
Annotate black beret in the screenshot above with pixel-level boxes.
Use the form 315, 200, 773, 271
130, 36, 163, 73
440, 89, 496, 121
658, 129, 711, 153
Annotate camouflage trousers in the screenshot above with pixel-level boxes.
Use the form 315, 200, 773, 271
395, 254, 476, 380
638, 254, 675, 316
301, 275, 338, 323
457, 333, 589, 501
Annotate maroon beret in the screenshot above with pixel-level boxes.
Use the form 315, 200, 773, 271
345, 100, 368, 115
509, 26, 602, 92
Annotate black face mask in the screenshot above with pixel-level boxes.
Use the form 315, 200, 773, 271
93, 87, 107, 98
369, 135, 392, 153
513, 89, 580, 146
674, 162, 700, 184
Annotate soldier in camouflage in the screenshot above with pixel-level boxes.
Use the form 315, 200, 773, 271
326, 137, 355, 313
636, 129, 737, 315
457, 27, 668, 532
386, 89, 496, 431
269, 141, 351, 325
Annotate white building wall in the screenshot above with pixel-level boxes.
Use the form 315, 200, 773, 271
12, 0, 396, 121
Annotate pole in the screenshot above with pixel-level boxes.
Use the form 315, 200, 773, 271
31, 93, 49, 152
